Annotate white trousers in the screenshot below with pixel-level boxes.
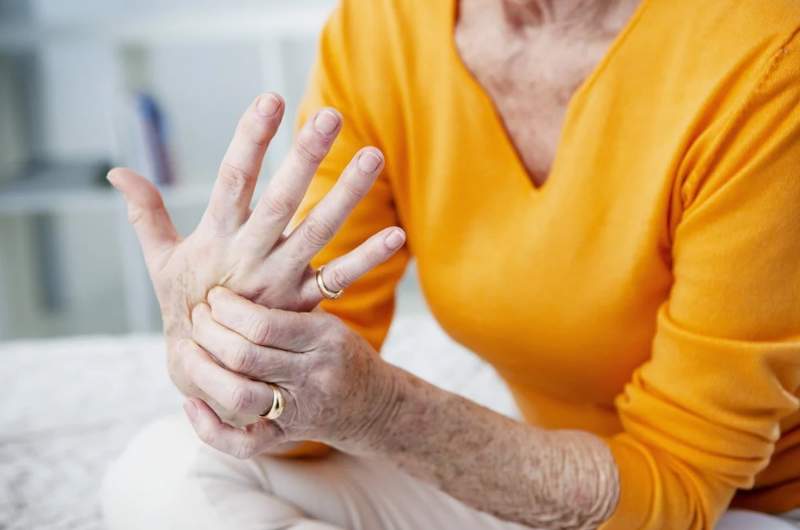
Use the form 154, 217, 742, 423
101, 415, 799, 530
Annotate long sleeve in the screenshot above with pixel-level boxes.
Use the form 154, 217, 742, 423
601, 30, 800, 530
293, 1, 410, 351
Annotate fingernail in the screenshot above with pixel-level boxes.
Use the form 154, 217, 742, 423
358, 150, 382, 173
314, 109, 340, 135
385, 229, 405, 250
257, 93, 281, 117
106, 170, 120, 186
183, 400, 197, 420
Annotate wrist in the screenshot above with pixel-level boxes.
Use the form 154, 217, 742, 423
541, 429, 620, 528
353, 360, 408, 454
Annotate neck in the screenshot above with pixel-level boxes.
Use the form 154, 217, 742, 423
501, 0, 614, 27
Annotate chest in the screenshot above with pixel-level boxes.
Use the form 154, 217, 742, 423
399, 13, 679, 405
391, 0, 686, 405
454, 0, 616, 186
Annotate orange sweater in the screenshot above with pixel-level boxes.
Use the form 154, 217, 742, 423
295, 0, 800, 528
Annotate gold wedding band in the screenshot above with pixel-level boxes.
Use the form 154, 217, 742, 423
315, 265, 344, 300
259, 383, 285, 421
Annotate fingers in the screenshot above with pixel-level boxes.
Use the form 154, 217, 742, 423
240, 108, 342, 253
180, 339, 276, 417
278, 147, 385, 266
202, 93, 285, 234
107, 167, 178, 269
300, 227, 406, 303
191, 303, 298, 382
207, 286, 324, 350
183, 398, 285, 459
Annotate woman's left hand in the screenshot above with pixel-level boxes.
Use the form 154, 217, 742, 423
183, 285, 399, 458
185, 293, 619, 530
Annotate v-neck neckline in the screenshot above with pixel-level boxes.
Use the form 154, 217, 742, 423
447, 0, 650, 194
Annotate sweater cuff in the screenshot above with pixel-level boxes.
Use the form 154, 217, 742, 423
599, 435, 653, 530
274, 441, 332, 459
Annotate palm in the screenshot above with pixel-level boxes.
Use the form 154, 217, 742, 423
108, 93, 403, 412
152, 233, 314, 345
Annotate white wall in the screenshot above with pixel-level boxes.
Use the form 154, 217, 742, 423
28, 0, 328, 23
38, 42, 119, 161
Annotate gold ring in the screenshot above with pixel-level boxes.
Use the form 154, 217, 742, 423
315, 265, 344, 300
259, 383, 285, 420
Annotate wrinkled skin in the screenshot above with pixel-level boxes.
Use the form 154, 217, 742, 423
109, 93, 405, 424
112, 0, 635, 521
184, 287, 399, 456
186, 286, 620, 530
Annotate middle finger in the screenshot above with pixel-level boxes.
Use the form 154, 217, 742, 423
239, 108, 342, 254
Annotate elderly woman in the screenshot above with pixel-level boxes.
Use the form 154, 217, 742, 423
101, 0, 800, 529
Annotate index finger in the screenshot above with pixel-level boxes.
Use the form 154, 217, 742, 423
202, 93, 285, 234
207, 286, 324, 351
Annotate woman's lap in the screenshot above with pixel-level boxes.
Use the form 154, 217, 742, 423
102, 415, 530, 530
101, 415, 798, 530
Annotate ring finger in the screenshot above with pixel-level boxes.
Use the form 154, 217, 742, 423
277, 147, 385, 267
300, 226, 406, 304
180, 339, 276, 418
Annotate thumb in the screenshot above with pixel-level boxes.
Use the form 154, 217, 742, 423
108, 167, 179, 268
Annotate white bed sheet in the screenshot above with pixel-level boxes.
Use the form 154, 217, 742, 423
0, 313, 516, 530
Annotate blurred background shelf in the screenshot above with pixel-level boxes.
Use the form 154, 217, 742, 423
0, 0, 337, 340
0, 3, 334, 50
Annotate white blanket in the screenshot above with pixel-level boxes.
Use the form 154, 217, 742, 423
0, 314, 516, 530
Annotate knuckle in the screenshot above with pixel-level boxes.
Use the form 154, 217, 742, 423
126, 193, 165, 226
261, 193, 294, 220
248, 313, 273, 345
293, 134, 325, 165
324, 320, 349, 350
228, 343, 255, 373
126, 205, 144, 226
229, 384, 256, 414
362, 242, 387, 265
301, 218, 335, 247
313, 365, 342, 397
327, 266, 352, 291
238, 116, 270, 147
218, 163, 253, 197
340, 176, 369, 202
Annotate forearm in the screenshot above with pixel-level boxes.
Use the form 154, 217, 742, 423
369, 366, 620, 529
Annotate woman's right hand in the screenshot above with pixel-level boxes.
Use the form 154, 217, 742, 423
108, 93, 405, 424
